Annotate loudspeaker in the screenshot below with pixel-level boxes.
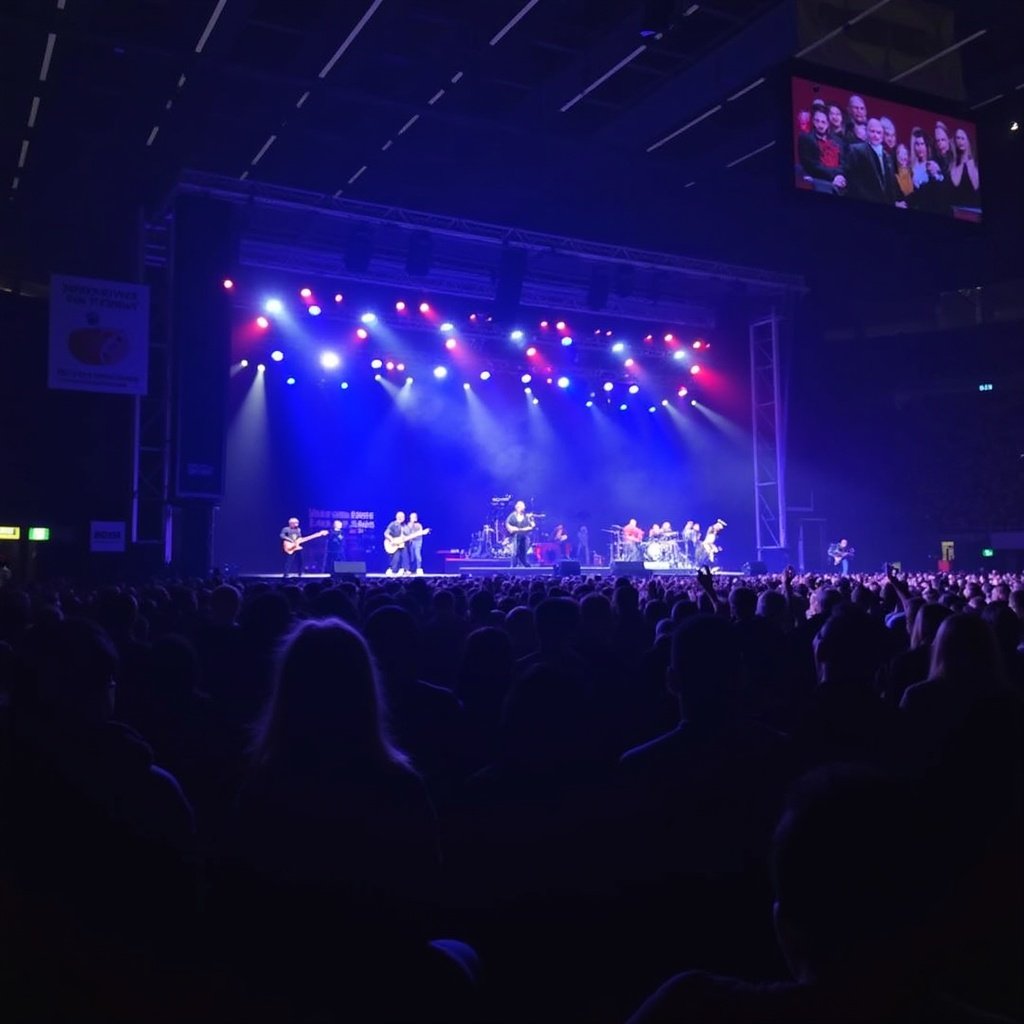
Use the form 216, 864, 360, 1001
613, 263, 635, 297
344, 225, 374, 272
586, 267, 610, 310
555, 559, 581, 577
494, 247, 526, 322
612, 560, 649, 576
173, 195, 235, 501
405, 230, 433, 277
333, 560, 367, 576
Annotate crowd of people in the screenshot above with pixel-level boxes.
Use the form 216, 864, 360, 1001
795, 91, 981, 215
0, 565, 1021, 1022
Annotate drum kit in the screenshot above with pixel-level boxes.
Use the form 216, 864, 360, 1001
606, 519, 726, 569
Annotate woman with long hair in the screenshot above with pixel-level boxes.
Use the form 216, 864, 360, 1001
933, 120, 953, 172
216, 619, 448, 1018
909, 127, 932, 187
894, 142, 914, 198
950, 126, 980, 203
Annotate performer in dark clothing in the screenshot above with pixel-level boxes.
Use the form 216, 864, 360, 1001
827, 538, 854, 575
505, 500, 535, 568
844, 118, 903, 205
280, 517, 303, 578
798, 109, 846, 192
323, 519, 346, 574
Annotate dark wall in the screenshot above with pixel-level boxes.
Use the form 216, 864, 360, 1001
0, 292, 134, 575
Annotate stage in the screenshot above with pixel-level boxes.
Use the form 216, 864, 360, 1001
237, 565, 744, 582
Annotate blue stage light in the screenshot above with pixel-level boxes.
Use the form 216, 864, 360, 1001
603, 381, 614, 392
557, 376, 570, 388
286, 377, 296, 386
360, 312, 378, 325
270, 350, 284, 362
264, 298, 283, 314
308, 304, 322, 316
510, 329, 524, 341
320, 351, 340, 369
612, 341, 625, 353
433, 366, 448, 379
561, 336, 573, 347
479, 370, 491, 381
521, 373, 532, 384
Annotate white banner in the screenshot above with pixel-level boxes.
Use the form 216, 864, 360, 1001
90, 521, 126, 553
49, 274, 149, 395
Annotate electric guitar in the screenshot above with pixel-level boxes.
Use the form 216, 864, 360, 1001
383, 526, 431, 554
830, 547, 855, 565
282, 529, 328, 554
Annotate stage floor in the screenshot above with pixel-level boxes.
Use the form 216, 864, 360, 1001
238, 566, 743, 582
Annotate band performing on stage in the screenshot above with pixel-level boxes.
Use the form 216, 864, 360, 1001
280, 498, 731, 574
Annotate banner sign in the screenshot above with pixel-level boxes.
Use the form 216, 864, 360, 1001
90, 521, 127, 553
49, 274, 149, 395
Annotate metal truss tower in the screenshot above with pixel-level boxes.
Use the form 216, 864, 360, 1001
750, 311, 787, 562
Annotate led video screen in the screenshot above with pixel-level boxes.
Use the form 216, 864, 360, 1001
791, 75, 981, 222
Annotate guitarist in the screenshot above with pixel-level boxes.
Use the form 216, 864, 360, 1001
280, 517, 304, 577
505, 500, 535, 568
385, 511, 410, 576
827, 537, 854, 575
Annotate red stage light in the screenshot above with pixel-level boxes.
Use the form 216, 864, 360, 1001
526, 346, 537, 357
664, 333, 674, 343
419, 301, 431, 314
334, 293, 343, 303
690, 364, 701, 375
256, 316, 269, 329
693, 339, 703, 349
677, 386, 688, 397
539, 320, 549, 328
395, 300, 407, 312
555, 321, 566, 331
300, 287, 312, 299
356, 328, 368, 340
445, 338, 457, 350
222, 278, 234, 290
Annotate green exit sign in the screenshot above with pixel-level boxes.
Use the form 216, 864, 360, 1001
981, 548, 995, 558
28, 527, 50, 542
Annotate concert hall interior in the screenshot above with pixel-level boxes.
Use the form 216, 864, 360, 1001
2, 0, 1022, 580
3, 4, 1024, 1024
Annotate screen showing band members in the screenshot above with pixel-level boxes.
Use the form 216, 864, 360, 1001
791, 75, 981, 222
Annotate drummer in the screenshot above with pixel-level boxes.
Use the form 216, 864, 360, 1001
622, 518, 644, 560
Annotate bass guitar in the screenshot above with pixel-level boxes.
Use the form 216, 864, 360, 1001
282, 529, 328, 554
383, 526, 431, 555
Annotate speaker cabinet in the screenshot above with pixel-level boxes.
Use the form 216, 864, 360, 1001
612, 560, 649, 576
333, 560, 367, 576
555, 559, 581, 577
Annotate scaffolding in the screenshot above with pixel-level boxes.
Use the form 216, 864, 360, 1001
750, 312, 787, 562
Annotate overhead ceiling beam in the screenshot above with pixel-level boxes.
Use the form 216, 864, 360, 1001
594, 0, 797, 150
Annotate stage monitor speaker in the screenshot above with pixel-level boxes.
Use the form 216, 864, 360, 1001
555, 559, 581, 577
743, 560, 768, 576
333, 560, 367, 576
612, 560, 649, 576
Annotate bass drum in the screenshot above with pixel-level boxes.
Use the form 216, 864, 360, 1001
645, 540, 664, 561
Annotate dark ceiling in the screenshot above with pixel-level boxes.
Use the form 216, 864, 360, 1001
2, 0, 1022, 286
